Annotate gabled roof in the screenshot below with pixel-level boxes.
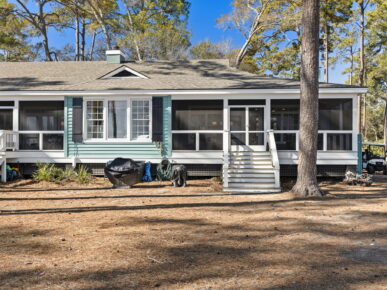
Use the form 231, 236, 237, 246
0, 59, 366, 92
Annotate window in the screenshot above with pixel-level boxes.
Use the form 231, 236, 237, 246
19, 101, 64, 131
271, 100, 299, 130
319, 99, 352, 130
131, 100, 150, 140
84, 98, 151, 141
0, 109, 13, 130
86, 101, 104, 139
172, 100, 223, 130
108, 100, 127, 139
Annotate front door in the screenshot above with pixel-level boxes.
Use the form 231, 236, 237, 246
230, 106, 265, 151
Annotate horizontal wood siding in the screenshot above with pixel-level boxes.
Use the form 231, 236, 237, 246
163, 96, 172, 157
65, 96, 170, 159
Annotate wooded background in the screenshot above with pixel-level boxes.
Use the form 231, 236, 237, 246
0, 0, 385, 145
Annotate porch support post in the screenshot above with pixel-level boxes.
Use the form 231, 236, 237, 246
1, 158, 6, 183
223, 98, 229, 188
357, 134, 363, 174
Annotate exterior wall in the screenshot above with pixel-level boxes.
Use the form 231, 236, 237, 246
64, 96, 172, 161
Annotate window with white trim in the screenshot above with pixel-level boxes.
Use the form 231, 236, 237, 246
131, 100, 150, 140
84, 98, 151, 142
86, 101, 104, 139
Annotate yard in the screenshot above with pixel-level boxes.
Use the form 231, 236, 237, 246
0, 177, 386, 289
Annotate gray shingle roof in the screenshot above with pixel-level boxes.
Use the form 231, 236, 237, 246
0, 59, 363, 91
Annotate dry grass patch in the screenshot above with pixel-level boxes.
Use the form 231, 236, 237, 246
0, 177, 386, 289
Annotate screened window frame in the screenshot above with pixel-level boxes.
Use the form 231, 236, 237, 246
171, 130, 224, 151
16, 100, 65, 151
83, 97, 152, 143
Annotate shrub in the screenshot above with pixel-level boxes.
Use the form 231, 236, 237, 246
33, 163, 92, 184
57, 167, 77, 182
76, 165, 91, 184
33, 163, 61, 182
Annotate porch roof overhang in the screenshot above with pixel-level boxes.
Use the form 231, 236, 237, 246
0, 87, 368, 97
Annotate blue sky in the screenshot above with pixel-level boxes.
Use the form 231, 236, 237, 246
14, 0, 348, 83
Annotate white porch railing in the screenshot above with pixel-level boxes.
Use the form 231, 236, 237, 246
223, 129, 231, 188
266, 130, 280, 188
0, 130, 18, 152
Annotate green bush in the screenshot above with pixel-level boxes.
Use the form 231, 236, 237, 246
76, 165, 91, 184
33, 163, 61, 182
33, 163, 92, 184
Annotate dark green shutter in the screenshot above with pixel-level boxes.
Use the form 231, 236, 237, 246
72, 98, 83, 143
152, 97, 163, 142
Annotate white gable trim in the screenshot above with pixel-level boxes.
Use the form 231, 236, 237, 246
99, 65, 149, 79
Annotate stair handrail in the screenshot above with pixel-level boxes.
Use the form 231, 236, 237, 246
267, 130, 280, 188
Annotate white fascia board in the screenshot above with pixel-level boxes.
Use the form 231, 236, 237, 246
0, 87, 367, 97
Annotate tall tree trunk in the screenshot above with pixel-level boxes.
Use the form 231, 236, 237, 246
75, 16, 80, 61
359, 1, 367, 136
384, 99, 387, 148
81, 18, 86, 61
89, 31, 96, 61
323, 22, 329, 83
125, 4, 142, 62
291, 0, 322, 197
42, 28, 53, 61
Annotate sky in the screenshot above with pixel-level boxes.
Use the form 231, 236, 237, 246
13, 0, 349, 84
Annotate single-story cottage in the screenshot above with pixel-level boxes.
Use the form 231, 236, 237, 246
0, 50, 367, 192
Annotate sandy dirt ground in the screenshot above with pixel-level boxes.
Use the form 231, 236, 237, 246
0, 177, 386, 289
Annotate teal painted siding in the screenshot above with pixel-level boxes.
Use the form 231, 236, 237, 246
64, 96, 171, 159
162, 96, 172, 157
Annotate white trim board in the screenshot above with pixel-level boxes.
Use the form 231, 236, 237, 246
0, 87, 367, 97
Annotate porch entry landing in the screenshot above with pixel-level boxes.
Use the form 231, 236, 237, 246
223, 104, 281, 193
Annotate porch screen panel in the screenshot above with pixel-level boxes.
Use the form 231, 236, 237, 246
271, 100, 299, 130
19, 134, 39, 150
19, 101, 64, 131
172, 100, 223, 130
199, 133, 223, 150
274, 133, 296, 150
0, 109, 13, 130
327, 134, 352, 150
319, 99, 352, 130
43, 134, 64, 150
172, 133, 196, 150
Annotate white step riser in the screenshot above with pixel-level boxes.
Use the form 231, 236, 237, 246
230, 156, 271, 162
224, 188, 281, 193
227, 173, 275, 179
227, 169, 275, 174
228, 183, 277, 188
230, 161, 273, 165
230, 153, 271, 157
229, 165, 274, 169
229, 178, 275, 183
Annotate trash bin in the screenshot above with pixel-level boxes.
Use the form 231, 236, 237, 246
104, 158, 145, 188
